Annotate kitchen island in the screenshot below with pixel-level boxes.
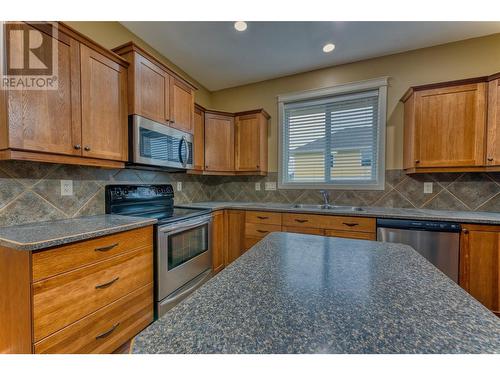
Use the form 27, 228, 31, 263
132, 233, 500, 354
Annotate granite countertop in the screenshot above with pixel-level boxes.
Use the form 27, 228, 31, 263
132, 232, 500, 354
179, 201, 500, 225
0, 215, 157, 251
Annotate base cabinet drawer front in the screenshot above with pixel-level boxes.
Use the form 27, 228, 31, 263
32, 226, 153, 281
244, 236, 261, 250
245, 222, 282, 238
282, 226, 324, 235
325, 230, 376, 241
324, 216, 376, 233
33, 246, 153, 341
34, 283, 153, 354
282, 213, 330, 229
245, 211, 282, 225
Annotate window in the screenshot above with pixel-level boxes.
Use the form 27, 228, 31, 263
278, 77, 388, 190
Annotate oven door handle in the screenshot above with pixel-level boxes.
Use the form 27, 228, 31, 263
158, 216, 212, 234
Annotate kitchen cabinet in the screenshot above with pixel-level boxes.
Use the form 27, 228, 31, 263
193, 104, 205, 171
211, 211, 225, 274
0, 22, 129, 168
0, 226, 154, 354
487, 75, 500, 166
402, 79, 487, 172
460, 225, 500, 317
225, 210, 246, 265
204, 111, 235, 172
235, 110, 269, 173
113, 42, 196, 133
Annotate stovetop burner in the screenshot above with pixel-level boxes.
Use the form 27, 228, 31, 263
104, 184, 210, 224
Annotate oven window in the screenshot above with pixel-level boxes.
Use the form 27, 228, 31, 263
168, 224, 209, 269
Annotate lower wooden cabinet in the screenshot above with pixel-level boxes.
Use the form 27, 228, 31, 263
460, 225, 500, 316
282, 226, 324, 235
211, 211, 225, 274
325, 230, 376, 241
226, 210, 246, 265
0, 226, 154, 354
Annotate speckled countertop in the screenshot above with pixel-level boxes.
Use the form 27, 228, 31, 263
132, 232, 500, 354
0, 215, 157, 251
178, 201, 500, 225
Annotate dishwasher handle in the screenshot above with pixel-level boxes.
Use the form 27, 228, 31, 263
376, 218, 460, 233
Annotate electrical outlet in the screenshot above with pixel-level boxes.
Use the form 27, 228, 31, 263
265, 182, 277, 191
177, 182, 182, 191
61, 180, 73, 196
255, 182, 261, 191
423, 182, 433, 194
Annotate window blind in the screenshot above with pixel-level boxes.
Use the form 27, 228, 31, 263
282, 90, 381, 187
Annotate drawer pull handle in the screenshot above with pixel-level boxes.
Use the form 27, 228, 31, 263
257, 229, 269, 233
95, 243, 119, 252
342, 222, 359, 227
95, 277, 119, 289
295, 219, 308, 223
257, 216, 269, 220
95, 323, 120, 340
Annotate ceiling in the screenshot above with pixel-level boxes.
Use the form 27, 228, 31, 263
121, 22, 500, 91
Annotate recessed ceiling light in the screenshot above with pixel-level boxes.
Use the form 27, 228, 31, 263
323, 43, 335, 53
234, 21, 247, 32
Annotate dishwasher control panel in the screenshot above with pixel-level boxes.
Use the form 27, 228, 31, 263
376, 219, 460, 232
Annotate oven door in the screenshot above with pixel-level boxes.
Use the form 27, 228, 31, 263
131, 115, 193, 169
157, 215, 212, 301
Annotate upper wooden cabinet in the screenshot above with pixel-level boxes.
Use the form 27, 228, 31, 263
235, 110, 269, 173
193, 104, 205, 171
401, 74, 500, 173
113, 42, 196, 133
460, 224, 500, 317
204, 111, 235, 172
0, 22, 129, 168
402, 79, 487, 172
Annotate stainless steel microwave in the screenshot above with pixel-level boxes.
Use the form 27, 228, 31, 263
129, 115, 193, 170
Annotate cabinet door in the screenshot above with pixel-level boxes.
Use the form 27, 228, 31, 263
204, 113, 234, 171
6, 24, 82, 156
460, 225, 500, 316
211, 211, 225, 274
134, 53, 170, 124
170, 78, 194, 133
282, 226, 324, 235
414, 83, 486, 167
235, 114, 261, 171
486, 78, 500, 166
225, 210, 245, 265
80, 44, 128, 161
193, 106, 205, 171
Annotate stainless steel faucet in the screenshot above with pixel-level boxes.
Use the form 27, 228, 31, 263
319, 190, 330, 208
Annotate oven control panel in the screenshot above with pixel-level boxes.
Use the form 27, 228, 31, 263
106, 184, 174, 202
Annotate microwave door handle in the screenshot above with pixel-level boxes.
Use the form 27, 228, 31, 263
178, 136, 188, 167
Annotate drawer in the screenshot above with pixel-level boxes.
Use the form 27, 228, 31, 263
282, 213, 330, 229
324, 216, 375, 233
34, 283, 153, 354
245, 222, 281, 238
32, 226, 153, 281
325, 230, 376, 241
282, 226, 324, 235
245, 211, 282, 225
33, 246, 152, 341
244, 236, 261, 250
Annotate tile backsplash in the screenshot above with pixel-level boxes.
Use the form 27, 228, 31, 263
0, 161, 499, 227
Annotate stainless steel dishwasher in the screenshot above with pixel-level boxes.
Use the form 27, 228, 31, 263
376, 218, 461, 283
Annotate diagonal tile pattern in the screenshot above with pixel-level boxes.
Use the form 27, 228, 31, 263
1, 160, 500, 227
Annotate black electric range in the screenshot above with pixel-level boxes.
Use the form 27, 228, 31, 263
104, 184, 211, 224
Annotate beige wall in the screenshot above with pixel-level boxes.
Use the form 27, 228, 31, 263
65, 21, 212, 108
210, 33, 500, 172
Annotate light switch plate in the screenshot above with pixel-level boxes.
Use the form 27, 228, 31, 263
423, 182, 433, 194
265, 182, 277, 191
61, 180, 73, 196
177, 182, 182, 191
255, 182, 261, 191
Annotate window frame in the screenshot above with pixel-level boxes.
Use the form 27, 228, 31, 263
277, 77, 388, 190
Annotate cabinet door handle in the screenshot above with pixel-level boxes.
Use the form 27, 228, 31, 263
257, 229, 269, 233
95, 323, 120, 340
415, 160, 420, 164
257, 216, 269, 220
488, 157, 494, 162
95, 277, 119, 290
462, 228, 469, 234
84, 146, 91, 151
295, 219, 308, 223
74, 144, 81, 150
94, 243, 119, 252
342, 222, 359, 227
